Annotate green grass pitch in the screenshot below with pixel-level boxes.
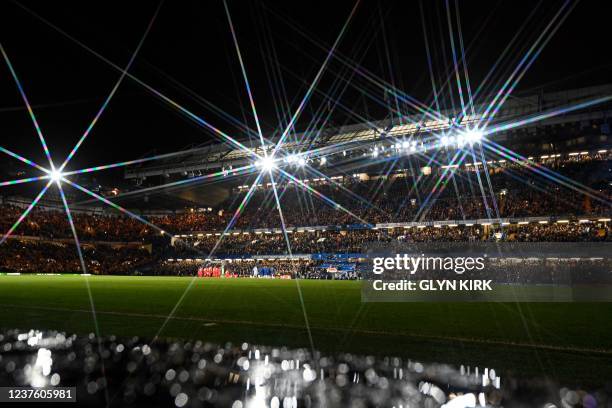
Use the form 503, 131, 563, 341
0, 275, 611, 385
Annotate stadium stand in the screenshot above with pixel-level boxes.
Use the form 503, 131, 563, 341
1, 127, 610, 276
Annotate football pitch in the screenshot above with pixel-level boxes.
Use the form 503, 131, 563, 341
1, 274, 611, 385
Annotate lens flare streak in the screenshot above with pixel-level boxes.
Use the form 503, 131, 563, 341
478, 1, 575, 126
0, 174, 50, 187
0, 43, 55, 170
279, 168, 372, 227
271, 0, 361, 159
151, 171, 265, 343
63, 179, 173, 237
0, 146, 50, 174
58, 1, 163, 173
0, 179, 54, 244
73, 164, 257, 207
57, 183, 110, 407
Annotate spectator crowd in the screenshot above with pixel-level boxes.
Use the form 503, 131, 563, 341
0, 240, 152, 275
170, 222, 610, 257
0, 155, 609, 275
1, 159, 610, 240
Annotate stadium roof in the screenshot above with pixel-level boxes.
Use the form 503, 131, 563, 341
125, 84, 612, 179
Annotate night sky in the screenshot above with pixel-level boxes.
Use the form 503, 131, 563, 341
1, 0, 610, 184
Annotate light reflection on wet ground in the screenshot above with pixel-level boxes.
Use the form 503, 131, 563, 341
0, 329, 607, 407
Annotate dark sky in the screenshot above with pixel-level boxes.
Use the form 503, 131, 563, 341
0, 0, 610, 182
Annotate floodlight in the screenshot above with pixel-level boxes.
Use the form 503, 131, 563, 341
465, 129, 484, 145
256, 156, 276, 171
50, 170, 63, 182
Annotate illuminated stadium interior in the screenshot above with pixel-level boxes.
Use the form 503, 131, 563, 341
0, 1, 611, 407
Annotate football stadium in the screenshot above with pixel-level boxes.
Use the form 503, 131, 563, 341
0, 1, 611, 407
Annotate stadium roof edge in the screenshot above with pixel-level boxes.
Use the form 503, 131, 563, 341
125, 84, 612, 179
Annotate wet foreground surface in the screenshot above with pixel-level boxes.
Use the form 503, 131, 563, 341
0, 329, 609, 407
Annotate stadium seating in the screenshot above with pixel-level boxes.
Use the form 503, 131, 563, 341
0, 152, 609, 274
